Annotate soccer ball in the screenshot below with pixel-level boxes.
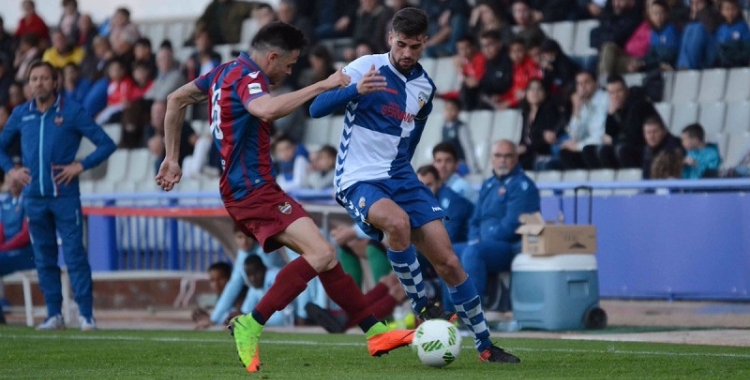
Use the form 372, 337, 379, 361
412, 319, 461, 368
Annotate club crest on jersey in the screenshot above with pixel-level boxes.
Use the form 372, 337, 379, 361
418, 91, 428, 108
248, 83, 262, 95
278, 202, 293, 215
358, 197, 366, 208
54, 115, 64, 126
498, 187, 507, 196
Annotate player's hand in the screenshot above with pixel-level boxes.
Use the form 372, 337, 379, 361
52, 162, 84, 186
8, 167, 31, 186
325, 67, 351, 90
356, 64, 387, 95
155, 158, 182, 191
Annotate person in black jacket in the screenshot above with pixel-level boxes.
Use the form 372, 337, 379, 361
519, 79, 565, 170
594, 74, 657, 169
476, 29, 512, 110
594, 0, 643, 78
539, 38, 579, 106
642, 115, 684, 179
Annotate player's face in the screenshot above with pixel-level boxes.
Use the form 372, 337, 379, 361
492, 141, 518, 176
433, 152, 457, 181
388, 32, 427, 74
417, 172, 440, 195
267, 49, 301, 85
28, 66, 56, 103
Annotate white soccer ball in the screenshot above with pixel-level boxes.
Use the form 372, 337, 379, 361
412, 319, 461, 368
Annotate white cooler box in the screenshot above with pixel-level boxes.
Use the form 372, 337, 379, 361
511, 253, 607, 331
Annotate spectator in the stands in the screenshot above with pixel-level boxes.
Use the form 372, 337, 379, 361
724, 147, 750, 177
528, 0, 579, 22
13, 34, 42, 83
303, 0, 359, 40
445, 35, 485, 109
422, 0, 472, 57
303, 145, 337, 190
183, 29, 222, 83
440, 98, 480, 174
81, 35, 113, 82
7, 81, 26, 111
252, 3, 278, 30
432, 142, 478, 204
594, 74, 656, 169
95, 59, 133, 124
642, 115, 684, 179
476, 30, 513, 110
298, 45, 337, 112
417, 164, 474, 244
129, 62, 154, 101
519, 78, 564, 170
0, 59, 12, 108
494, 38, 542, 109
15, 0, 50, 44
42, 30, 85, 69
0, 17, 15, 65
77, 14, 97, 53
469, 3, 506, 37
194, 0, 261, 45
501, 0, 546, 47
59, 0, 81, 46
354, 41, 376, 59
119, 102, 149, 149
715, 0, 750, 67
351, 0, 394, 54
61, 63, 91, 104
555, 70, 608, 170
108, 8, 140, 58
538, 38, 580, 101
146, 101, 196, 173
681, 123, 721, 179
133, 38, 156, 78
650, 146, 684, 179
277, 0, 316, 45
629, 0, 680, 72
676, 0, 722, 69
192, 261, 244, 329
594, 0, 643, 79
0, 173, 35, 305
145, 45, 186, 102
274, 134, 309, 192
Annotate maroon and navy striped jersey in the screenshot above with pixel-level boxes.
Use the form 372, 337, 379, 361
194, 53, 275, 202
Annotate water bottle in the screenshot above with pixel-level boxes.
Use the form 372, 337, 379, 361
283, 304, 295, 327
392, 306, 407, 329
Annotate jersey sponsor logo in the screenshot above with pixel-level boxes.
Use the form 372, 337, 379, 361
498, 187, 506, 196
383, 87, 398, 95
210, 87, 224, 140
248, 83, 262, 95
381, 101, 415, 123
278, 202, 293, 215
248, 71, 260, 79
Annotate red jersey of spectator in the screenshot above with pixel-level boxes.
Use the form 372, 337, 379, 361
499, 55, 541, 108
15, 13, 50, 41
106, 77, 135, 106
129, 79, 154, 101
443, 51, 486, 100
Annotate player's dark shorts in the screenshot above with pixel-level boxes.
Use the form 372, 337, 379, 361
336, 176, 446, 241
224, 183, 309, 252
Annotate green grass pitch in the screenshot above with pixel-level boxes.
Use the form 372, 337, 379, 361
1, 327, 749, 379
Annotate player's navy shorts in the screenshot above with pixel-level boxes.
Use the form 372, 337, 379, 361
336, 175, 446, 241
224, 183, 309, 252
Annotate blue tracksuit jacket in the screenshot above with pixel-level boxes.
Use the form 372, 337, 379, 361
469, 164, 540, 243
436, 184, 474, 244
0, 95, 116, 198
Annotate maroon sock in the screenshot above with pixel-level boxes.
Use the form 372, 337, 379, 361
364, 282, 389, 304
346, 292, 399, 329
254, 258, 317, 323
318, 263, 374, 327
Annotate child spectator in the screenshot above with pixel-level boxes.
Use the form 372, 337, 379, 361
304, 145, 336, 190
96, 59, 134, 124
61, 63, 91, 104
129, 62, 153, 101
440, 98, 479, 174
723, 147, 750, 177
274, 134, 309, 192
716, 0, 750, 67
443, 35, 486, 104
631, 0, 681, 72
680, 123, 721, 179
496, 38, 541, 109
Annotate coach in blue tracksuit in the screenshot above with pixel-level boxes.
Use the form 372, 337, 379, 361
0, 61, 116, 330
452, 140, 540, 304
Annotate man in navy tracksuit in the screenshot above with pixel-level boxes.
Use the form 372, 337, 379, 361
451, 140, 540, 304
0, 61, 116, 330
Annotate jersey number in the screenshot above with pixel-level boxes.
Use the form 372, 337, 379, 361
210, 87, 224, 140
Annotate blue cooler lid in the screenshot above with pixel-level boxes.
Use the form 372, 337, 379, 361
512, 253, 598, 272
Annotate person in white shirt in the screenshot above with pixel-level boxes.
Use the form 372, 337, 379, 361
556, 71, 608, 169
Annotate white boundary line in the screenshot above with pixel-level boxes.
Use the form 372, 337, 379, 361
2, 334, 749, 359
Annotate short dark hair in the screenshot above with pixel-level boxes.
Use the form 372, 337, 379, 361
251, 21, 308, 53
416, 164, 440, 180
432, 142, 459, 161
540, 38, 562, 54
644, 115, 666, 130
26, 60, 58, 82
208, 262, 232, 278
606, 74, 627, 88
457, 34, 477, 47
577, 70, 598, 83
508, 37, 526, 49
391, 7, 428, 37
682, 123, 705, 141
318, 145, 337, 159
243, 254, 266, 272
115, 7, 130, 19
134, 37, 152, 48
479, 29, 502, 42
444, 97, 462, 109
650, 0, 669, 10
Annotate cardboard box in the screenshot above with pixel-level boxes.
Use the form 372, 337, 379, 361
515, 213, 597, 255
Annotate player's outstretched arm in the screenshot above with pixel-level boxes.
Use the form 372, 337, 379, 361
309, 64, 386, 118
156, 82, 206, 191
247, 68, 350, 122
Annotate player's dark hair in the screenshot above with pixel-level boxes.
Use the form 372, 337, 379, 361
26, 60, 58, 82
208, 262, 232, 278
319, 145, 337, 159
391, 7, 428, 37
251, 21, 308, 53
416, 164, 440, 180
682, 123, 705, 141
432, 142, 459, 161
243, 254, 266, 272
